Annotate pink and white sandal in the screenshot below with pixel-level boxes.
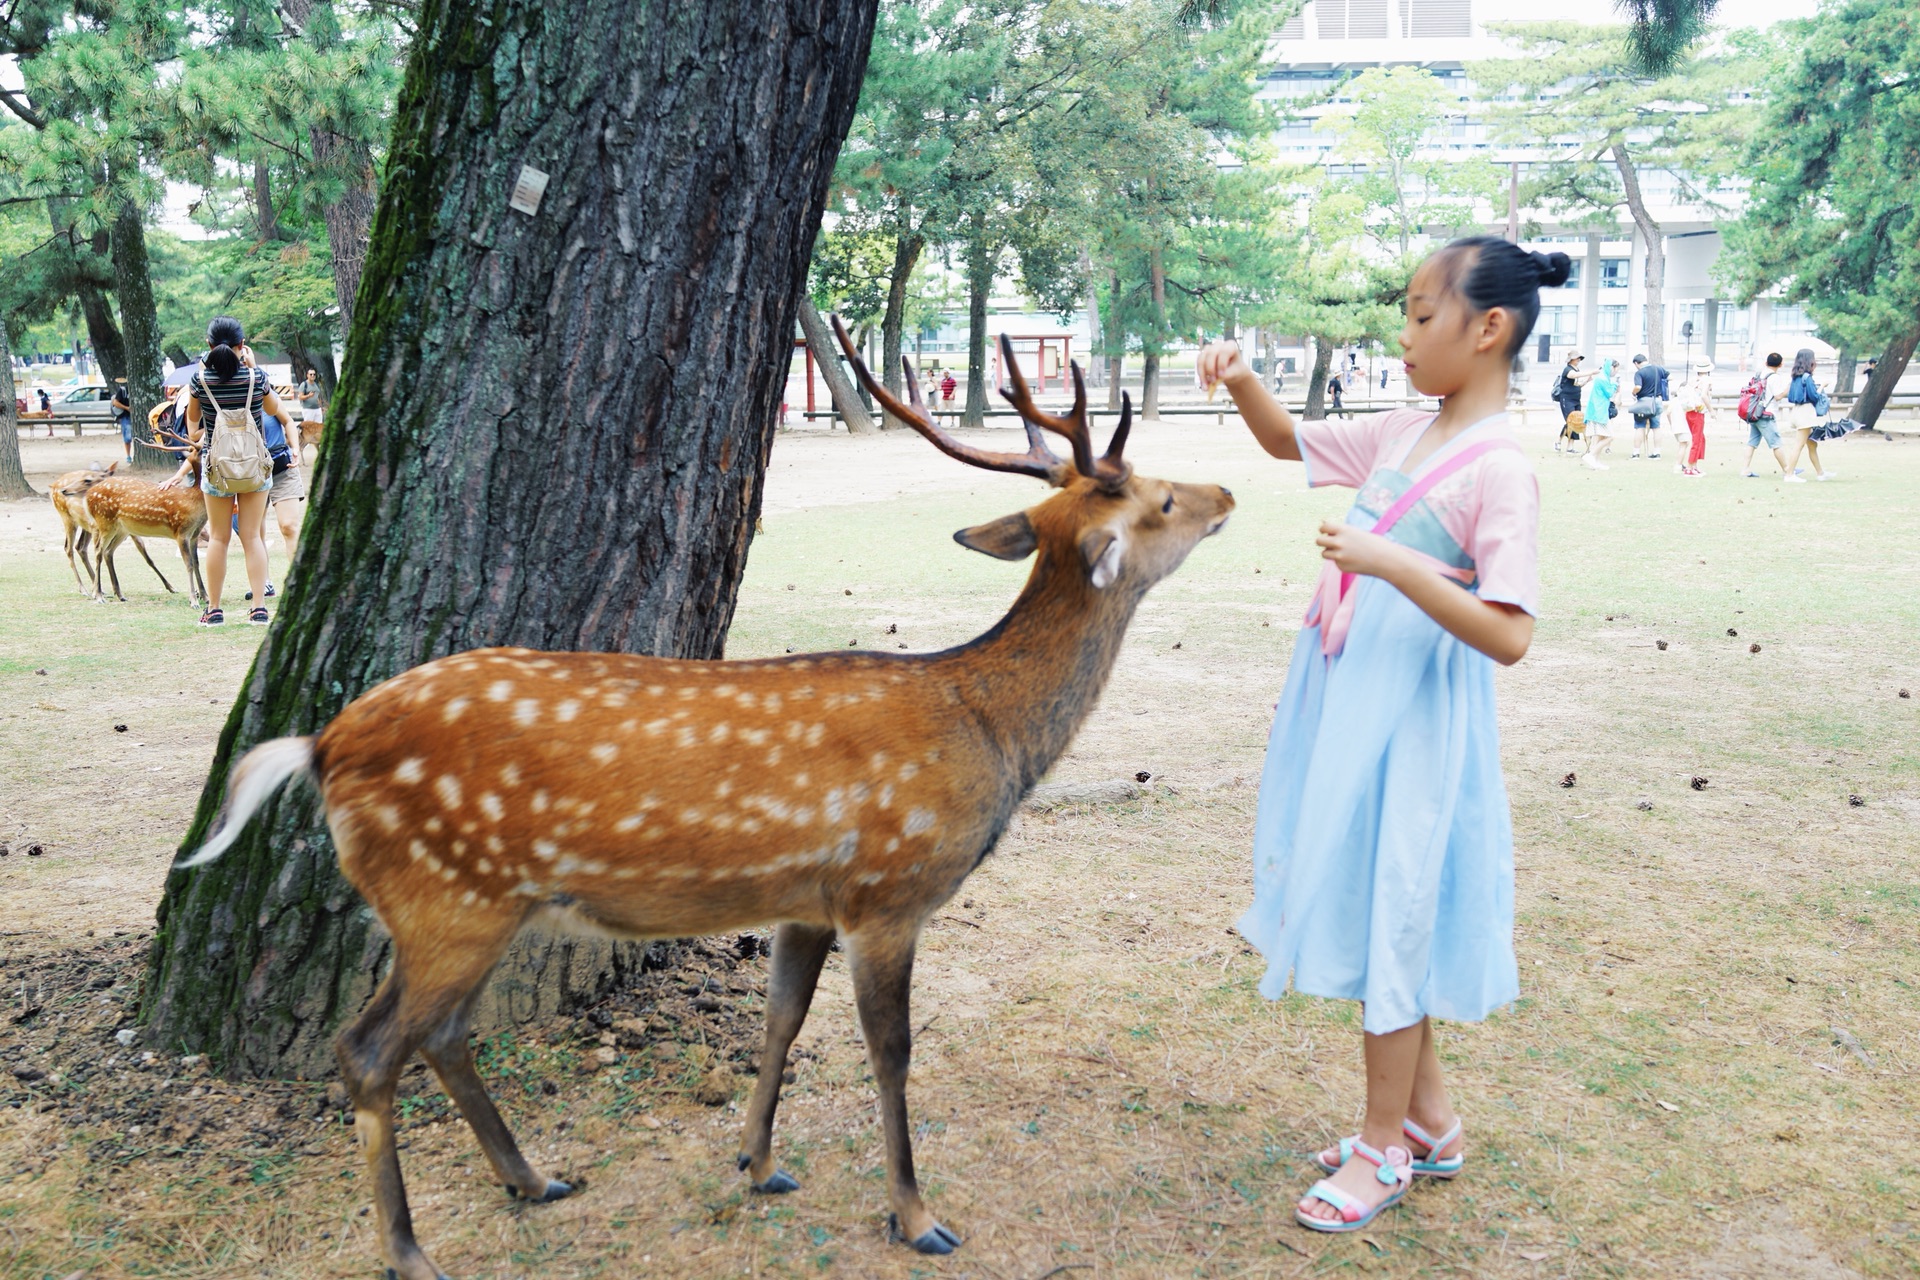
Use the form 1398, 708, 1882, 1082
1314, 1116, 1465, 1179
1296, 1139, 1413, 1233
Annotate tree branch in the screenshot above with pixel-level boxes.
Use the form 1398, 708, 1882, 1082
0, 84, 46, 129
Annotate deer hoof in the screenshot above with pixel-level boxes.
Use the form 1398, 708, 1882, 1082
504, 1178, 572, 1203
889, 1213, 961, 1254
751, 1170, 801, 1195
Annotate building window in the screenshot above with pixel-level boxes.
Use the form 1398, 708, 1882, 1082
1559, 258, 1581, 289
1717, 302, 1750, 346
1536, 306, 1579, 343
1772, 302, 1815, 335
1599, 258, 1629, 289
1278, 12, 1305, 39
1406, 0, 1471, 38
1597, 306, 1627, 345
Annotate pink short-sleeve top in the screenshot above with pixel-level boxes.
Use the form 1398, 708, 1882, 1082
1296, 408, 1540, 653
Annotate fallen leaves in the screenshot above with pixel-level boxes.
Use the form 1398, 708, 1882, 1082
1656, 639, 1669, 650
1518, 1249, 1551, 1262
1749, 642, 1762, 653
1727, 628, 1738, 637
1560, 772, 1577, 788
1656, 1099, 1681, 1113
1690, 776, 1709, 791
1849, 794, 1865, 807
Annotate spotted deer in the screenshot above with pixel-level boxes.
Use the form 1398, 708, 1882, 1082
51, 461, 118, 595
178, 320, 1234, 1280
72, 425, 210, 604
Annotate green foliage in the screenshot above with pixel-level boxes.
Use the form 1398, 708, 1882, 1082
1324, 65, 1496, 258
1715, 0, 1920, 354
1614, 0, 1722, 77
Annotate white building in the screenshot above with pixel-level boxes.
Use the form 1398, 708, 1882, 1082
1262, 0, 1811, 372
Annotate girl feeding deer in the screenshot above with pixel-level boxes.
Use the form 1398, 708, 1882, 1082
1198, 236, 1555, 1233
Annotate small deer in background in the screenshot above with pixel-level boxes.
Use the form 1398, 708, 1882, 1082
73, 425, 209, 604
178, 320, 1233, 1280
51, 461, 118, 595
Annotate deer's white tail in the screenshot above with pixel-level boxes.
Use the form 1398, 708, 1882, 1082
177, 736, 318, 869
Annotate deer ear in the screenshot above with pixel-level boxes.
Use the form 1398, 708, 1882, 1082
954, 512, 1038, 561
1080, 528, 1125, 589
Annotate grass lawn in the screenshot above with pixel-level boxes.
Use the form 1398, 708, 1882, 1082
2, 415, 1917, 1279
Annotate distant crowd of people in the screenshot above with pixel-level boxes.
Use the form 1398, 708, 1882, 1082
1547, 347, 1857, 481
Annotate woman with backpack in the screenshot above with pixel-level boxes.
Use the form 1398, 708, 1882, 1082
1779, 348, 1835, 483
159, 316, 294, 626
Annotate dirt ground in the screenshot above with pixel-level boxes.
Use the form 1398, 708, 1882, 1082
3, 414, 1917, 1279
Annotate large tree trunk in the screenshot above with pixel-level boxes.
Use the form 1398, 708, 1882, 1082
963, 211, 992, 429
1833, 345, 1856, 396
878, 231, 923, 428
1142, 245, 1167, 419
1079, 246, 1104, 388
1851, 322, 1919, 429
142, 0, 879, 1078
1105, 268, 1123, 411
47, 197, 127, 381
795, 297, 876, 434
110, 197, 168, 474
1611, 140, 1665, 367
0, 323, 31, 500
282, 0, 378, 336
1303, 336, 1332, 419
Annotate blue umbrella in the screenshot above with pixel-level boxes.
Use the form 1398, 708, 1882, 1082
162, 361, 202, 388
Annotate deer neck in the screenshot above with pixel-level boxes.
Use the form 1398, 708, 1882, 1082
939, 545, 1145, 790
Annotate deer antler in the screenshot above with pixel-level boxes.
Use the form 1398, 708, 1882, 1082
830, 315, 1069, 486
995, 336, 1131, 491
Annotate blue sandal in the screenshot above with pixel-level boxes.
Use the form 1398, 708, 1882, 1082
1314, 1116, 1465, 1179
1295, 1140, 1412, 1233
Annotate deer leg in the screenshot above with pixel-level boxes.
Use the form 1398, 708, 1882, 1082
174, 536, 203, 606
64, 526, 93, 595
737, 922, 836, 1192
99, 535, 126, 602
336, 970, 468, 1280
419, 986, 571, 1204
845, 928, 960, 1255
128, 534, 175, 594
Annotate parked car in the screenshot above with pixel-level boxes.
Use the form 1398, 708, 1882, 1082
55, 384, 120, 421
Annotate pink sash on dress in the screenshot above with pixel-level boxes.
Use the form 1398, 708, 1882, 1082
1305, 437, 1523, 658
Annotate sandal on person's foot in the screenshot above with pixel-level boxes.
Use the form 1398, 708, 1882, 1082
244, 582, 276, 601
247, 607, 270, 626
1295, 1140, 1411, 1233
1315, 1117, 1464, 1178
198, 607, 224, 627
1400, 1116, 1466, 1178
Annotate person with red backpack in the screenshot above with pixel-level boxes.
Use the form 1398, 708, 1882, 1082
1738, 353, 1792, 479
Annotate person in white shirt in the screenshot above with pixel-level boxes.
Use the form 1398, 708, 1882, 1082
1741, 352, 1793, 479
1779, 348, 1835, 482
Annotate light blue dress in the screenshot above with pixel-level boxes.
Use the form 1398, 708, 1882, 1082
1237, 418, 1525, 1035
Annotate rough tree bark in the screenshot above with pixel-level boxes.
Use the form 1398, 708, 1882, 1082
0, 323, 31, 499
1851, 322, 1919, 429
1303, 337, 1332, 420
1141, 246, 1167, 420
1611, 139, 1665, 368
142, 0, 879, 1078
110, 197, 168, 473
963, 211, 993, 429
1105, 268, 1123, 412
282, 0, 379, 336
1078, 246, 1103, 389
795, 298, 876, 434
878, 231, 923, 428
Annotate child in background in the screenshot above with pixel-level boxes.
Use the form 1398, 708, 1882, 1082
1679, 361, 1712, 476
1197, 235, 1548, 1234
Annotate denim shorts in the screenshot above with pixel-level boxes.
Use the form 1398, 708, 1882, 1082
1746, 416, 1781, 449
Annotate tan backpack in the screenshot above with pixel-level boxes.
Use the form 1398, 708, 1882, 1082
200, 368, 270, 493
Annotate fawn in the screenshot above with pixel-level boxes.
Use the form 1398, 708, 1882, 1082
52, 461, 117, 595
74, 429, 210, 604
178, 322, 1233, 1280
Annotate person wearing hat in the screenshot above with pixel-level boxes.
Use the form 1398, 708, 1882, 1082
1677, 360, 1713, 476
1550, 351, 1592, 452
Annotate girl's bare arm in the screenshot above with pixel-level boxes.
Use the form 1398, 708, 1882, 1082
1196, 341, 1301, 461
1315, 522, 1534, 666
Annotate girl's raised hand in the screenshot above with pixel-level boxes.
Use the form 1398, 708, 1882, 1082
1315, 521, 1410, 580
1195, 340, 1250, 396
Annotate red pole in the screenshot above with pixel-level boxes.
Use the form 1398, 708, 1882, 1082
804, 341, 816, 415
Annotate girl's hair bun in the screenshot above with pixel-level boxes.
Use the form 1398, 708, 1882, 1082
1533, 251, 1573, 288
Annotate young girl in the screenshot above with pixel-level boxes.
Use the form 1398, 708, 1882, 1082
1676, 361, 1712, 477
1197, 236, 1552, 1233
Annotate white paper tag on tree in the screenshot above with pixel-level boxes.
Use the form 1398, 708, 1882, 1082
509, 165, 550, 216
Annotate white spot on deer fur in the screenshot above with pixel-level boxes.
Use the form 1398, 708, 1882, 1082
824, 789, 846, 823
795, 772, 811, 788
451, 839, 467, 855
443, 697, 471, 723
878, 784, 895, 809
485, 836, 505, 854
555, 699, 581, 722
514, 699, 541, 726
602, 692, 628, 708
532, 790, 550, 813
741, 818, 763, 833
785, 722, 803, 743
899, 762, 920, 781
477, 857, 495, 874
479, 793, 505, 822
905, 807, 938, 836
532, 840, 559, 860
856, 871, 887, 886
805, 723, 825, 747
763, 693, 782, 713
644, 718, 670, 736
424, 852, 444, 873
501, 763, 523, 786
676, 727, 698, 749
614, 815, 645, 833
708, 723, 731, 743
869, 752, 888, 770
612, 868, 638, 879
647, 685, 665, 697
514, 881, 543, 897
435, 775, 464, 810
680, 808, 706, 825
886, 837, 901, 853
424, 818, 444, 834
488, 680, 514, 702
736, 690, 758, 708
619, 718, 638, 734
765, 746, 783, 767
394, 758, 426, 785
461, 889, 478, 906
833, 831, 859, 863
740, 727, 770, 746
409, 839, 429, 861
714, 683, 736, 697
375, 805, 403, 832
678, 687, 698, 700
590, 743, 617, 764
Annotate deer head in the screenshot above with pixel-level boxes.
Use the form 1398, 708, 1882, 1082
829, 318, 1232, 599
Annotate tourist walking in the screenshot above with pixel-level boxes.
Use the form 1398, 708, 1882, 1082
1197, 235, 1549, 1235
1740, 352, 1793, 478
1678, 361, 1711, 476
1581, 357, 1619, 469
1780, 348, 1835, 482
1328, 370, 1345, 412
297, 368, 323, 421
1627, 355, 1668, 459
159, 317, 295, 626
1550, 352, 1591, 452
